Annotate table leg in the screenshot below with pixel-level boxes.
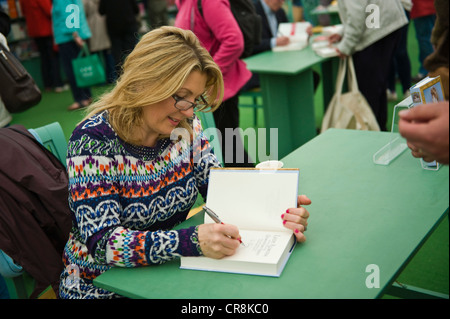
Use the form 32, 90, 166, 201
321, 58, 339, 112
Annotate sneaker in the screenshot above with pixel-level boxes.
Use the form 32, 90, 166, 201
386, 89, 398, 102
54, 84, 70, 93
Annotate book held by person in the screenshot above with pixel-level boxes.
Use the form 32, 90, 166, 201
180, 168, 300, 277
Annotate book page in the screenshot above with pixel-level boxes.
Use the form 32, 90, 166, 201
223, 230, 294, 264
205, 169, 299, 232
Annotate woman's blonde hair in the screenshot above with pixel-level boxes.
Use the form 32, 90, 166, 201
83, 26, 224, 145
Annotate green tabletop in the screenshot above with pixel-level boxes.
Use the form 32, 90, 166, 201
243, 46, 326, 75
94, 129, 449, 299
243, 47, 337, 159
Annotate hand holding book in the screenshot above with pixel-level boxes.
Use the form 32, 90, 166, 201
281, 195, 312, 243
398, 101, 450, 164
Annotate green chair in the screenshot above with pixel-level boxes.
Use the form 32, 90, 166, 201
28, 122, 67, 166
1, 122, 67, 299
239, 88, 263, 126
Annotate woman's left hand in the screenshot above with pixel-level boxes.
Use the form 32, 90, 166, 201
281, 195, 311, 243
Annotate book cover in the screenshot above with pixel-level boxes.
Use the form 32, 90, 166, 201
180, 168, 300, 277
410, 76, 445, 107
409, 76, 444, 169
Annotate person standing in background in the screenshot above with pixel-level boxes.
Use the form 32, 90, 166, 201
330, 0, 408, 131
387, 0, 413, 101
83, 0, 117, 83
99, 0, 139, 77
424, 0, 448, 100
147, 0, 169, 29
19, 0, 66, 93
410, 0, 436, 82
52, 0, 93, 111
175, 0, 254, 167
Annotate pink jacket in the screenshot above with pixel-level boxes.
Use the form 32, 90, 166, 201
175, 0, 252, 101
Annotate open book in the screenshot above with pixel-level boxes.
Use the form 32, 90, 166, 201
180, 168, 299, 277
273, 22, 311, 52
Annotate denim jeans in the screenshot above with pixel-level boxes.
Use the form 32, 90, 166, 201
58, 41, 92, 104
413, 14, 436, 75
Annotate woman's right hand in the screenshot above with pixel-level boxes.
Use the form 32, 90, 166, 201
197, 223, 241, 259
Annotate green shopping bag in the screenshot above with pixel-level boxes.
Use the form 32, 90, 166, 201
72, 44, 106, 88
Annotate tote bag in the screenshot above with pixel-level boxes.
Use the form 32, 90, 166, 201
321, 56, 380, 132
72, 44, 106, 88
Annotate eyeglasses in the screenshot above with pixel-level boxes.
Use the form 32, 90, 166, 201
172, 94, 209, 111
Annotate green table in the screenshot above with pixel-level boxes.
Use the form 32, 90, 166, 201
94, 129, 449, 299
243, 47, 337, 159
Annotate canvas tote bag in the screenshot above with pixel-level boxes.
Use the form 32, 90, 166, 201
71, 44, 106, 88
321, 56, 380, 132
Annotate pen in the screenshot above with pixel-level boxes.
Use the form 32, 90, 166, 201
203, 206, 244, 245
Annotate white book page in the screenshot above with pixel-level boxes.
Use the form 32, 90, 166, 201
205, 169, 299, 232
221, 230, 294, 264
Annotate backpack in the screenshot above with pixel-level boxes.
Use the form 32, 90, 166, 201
197, 0, 262, 59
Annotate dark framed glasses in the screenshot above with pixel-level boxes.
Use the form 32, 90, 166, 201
172, 94, 209, 111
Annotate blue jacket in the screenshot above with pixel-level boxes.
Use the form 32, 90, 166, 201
52, 0, 91, 45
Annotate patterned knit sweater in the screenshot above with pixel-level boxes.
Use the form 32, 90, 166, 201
59, 111, 220, 298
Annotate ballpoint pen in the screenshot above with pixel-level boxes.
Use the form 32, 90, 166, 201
203, 206, 244, 245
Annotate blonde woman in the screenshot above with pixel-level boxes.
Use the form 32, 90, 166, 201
59, 27, 310, 298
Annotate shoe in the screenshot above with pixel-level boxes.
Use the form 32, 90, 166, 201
54, 84, 70, 93
67, 98, 92, 111
67, 102, 85, 111
81, 98, 93, 107
386, 89, 398, 102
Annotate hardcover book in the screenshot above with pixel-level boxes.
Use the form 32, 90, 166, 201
180, 168, 299, 277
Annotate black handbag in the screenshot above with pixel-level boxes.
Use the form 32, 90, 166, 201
0, 42, 41, 113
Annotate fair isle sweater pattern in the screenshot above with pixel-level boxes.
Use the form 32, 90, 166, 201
59, 111, 220, 298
